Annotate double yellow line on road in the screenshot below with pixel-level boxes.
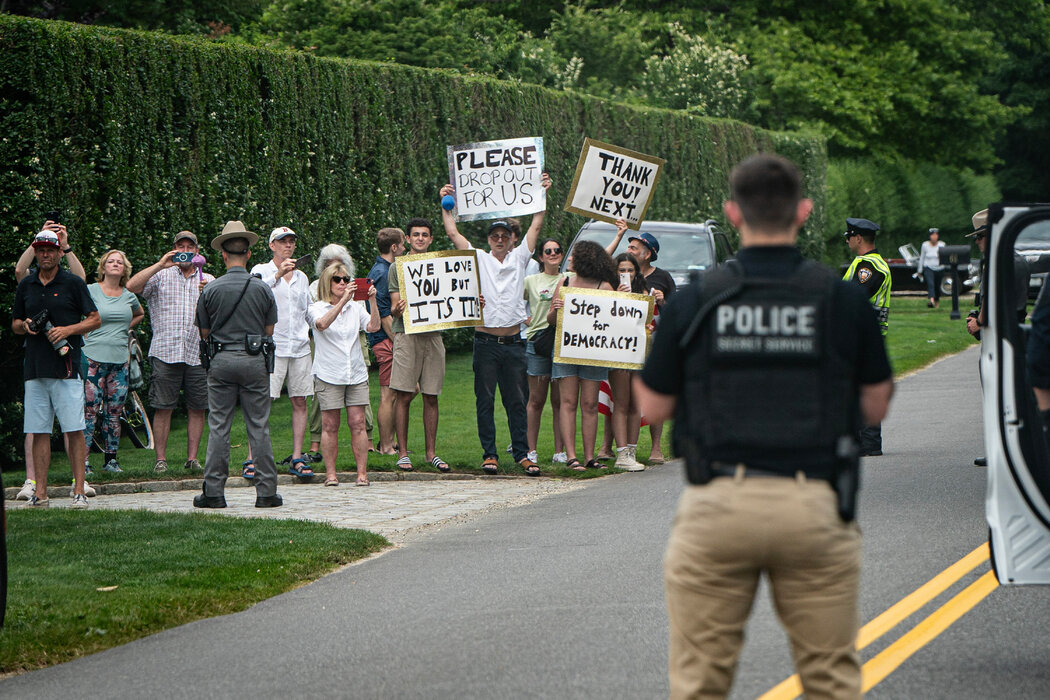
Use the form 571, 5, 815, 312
758, 543, 998, 699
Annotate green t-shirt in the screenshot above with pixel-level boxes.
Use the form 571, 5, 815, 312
82, 284, 141, 364
523, 272, 564, 340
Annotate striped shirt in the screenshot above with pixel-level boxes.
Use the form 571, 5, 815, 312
141, 265, 215, 365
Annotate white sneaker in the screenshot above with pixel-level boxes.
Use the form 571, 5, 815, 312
70, 480, 96, 497
552, 452, 568, 464
70, 493, 89, 509
17, 478, 35, 500
616, 446, 645, 472
527, 450, 538, 463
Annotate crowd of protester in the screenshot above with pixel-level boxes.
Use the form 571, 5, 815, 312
13, 177, 678, 505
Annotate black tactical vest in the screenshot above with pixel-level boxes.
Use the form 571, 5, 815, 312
675, 260, 855, 483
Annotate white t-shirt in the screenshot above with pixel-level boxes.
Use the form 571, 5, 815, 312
918, 240, 945, 272
307, 300, 371, 385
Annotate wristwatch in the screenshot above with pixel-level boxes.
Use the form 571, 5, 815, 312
62, 246, 73, 253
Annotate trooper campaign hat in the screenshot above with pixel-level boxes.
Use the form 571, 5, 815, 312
843, 218, 880, 238
211, 220, 259, 252
966, 209, 989, 238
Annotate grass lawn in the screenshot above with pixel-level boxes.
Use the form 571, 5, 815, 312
885, 295, 980, 375
0, 509, 387, 674
9, 352, 667, 487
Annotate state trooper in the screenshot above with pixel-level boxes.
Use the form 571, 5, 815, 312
636, 154, 893, 699
843, 217, 891, 456
193, 221, 282, 508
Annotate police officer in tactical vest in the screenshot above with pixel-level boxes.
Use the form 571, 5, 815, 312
193, 221, 282, 508
636, 154, 893, 700
843, 217, 891, 456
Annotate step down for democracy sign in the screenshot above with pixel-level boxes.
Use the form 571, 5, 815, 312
554, 287, 654, 370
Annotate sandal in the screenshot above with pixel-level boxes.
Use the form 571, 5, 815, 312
241, 459, 256, 480
288, 457, 315, 478
481, 457, 499, 475
324, 478, 339, 487
397, 455, 413, 472
585, 459, 608, 470
567, 458, 585, 472
519, 458, 541, 476
355, 477, 370, 487
432, 456, 451, 473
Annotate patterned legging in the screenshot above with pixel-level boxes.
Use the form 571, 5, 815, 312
83, 358, 130, 455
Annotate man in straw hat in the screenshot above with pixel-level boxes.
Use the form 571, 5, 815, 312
193, 221, 283, 508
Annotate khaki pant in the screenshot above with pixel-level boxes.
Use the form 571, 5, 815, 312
664, 471, 862, 700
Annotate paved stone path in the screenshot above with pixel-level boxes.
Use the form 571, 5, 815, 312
9, 474, 590, 543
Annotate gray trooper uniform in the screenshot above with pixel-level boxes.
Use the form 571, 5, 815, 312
195, 266, 279, 499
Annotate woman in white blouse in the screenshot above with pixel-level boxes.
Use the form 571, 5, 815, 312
918, 227, 946, 308
307, 263, 381, 486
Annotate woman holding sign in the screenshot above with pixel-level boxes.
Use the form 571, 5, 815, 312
524, 237, 567, 465
547, 241, 618, 470
307, 263, 381, 486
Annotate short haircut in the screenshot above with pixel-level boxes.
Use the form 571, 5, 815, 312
95, 249, 133, 286
729, 154, 803, 230
315, 244, 355, 278
405, 218, 432, 235
317, 263, 350, 304
376, 227, 404, 254
222, 237, 250, 255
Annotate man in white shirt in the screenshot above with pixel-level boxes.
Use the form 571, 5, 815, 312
249, 226, 314, 477
439, 173, 551, 474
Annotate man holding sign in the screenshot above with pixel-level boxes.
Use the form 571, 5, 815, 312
439, 172, 551, 475
388, 218, 450, 473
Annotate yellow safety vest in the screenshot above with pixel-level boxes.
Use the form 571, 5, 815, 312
844, 252, 891, 335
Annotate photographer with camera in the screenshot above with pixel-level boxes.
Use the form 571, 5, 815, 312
127, 231, 215, 475
12, 230, 101, 508
193, 221, 282, 508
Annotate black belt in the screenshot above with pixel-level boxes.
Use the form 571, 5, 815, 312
475, 331, 523, 345
213, 341, 248, 352
709, 461, 833, 482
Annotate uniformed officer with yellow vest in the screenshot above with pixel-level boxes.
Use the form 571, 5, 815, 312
843, 217, 891, 456
636, 155, 894, 699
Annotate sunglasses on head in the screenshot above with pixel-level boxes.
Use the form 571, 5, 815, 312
331, 275, 352, 284
544, 247, 562, 255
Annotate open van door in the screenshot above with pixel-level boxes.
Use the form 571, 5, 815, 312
984, 203, 1050, 584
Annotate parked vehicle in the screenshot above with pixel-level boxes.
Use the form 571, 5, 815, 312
1011, 218, 1050, 299
982, 203, 1050, 584
562, 219, 735, 288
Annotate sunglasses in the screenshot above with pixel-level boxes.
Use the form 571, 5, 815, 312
543, 247, 562, 255
489, 232, 512, 241
975, 233, 987, 241
331, 276, 352, 284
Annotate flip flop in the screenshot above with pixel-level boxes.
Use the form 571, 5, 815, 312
324, 478, 339, 487
241, 460, 256, 480
397, 456, 413, 472
355, 477, 370, 487
432, 456, 451, 473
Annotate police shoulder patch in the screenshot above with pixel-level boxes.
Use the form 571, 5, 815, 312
857, 267, 872, 284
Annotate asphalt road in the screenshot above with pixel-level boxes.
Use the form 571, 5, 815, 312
3, 346, 1049, 699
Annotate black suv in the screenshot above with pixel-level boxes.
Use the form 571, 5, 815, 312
562, 219, 735, 288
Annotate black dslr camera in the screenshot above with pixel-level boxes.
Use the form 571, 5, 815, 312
27, 309, 70, 356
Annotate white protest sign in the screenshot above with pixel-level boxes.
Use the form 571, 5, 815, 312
395, 250, 483, 334
447, 137, 545, 221
554, 288, 654, 370
564, 138, 665, 230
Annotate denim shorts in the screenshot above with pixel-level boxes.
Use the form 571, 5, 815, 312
525, 341, 553, 377
552, 361, 608, 382
24, 377, 86, 433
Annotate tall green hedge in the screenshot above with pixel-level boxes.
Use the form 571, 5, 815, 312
825, 158, 1000, 263
0, 16, 826, 467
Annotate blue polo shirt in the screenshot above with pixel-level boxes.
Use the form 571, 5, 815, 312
366, 255, 393, 346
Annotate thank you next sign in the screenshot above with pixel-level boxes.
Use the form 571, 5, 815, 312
564, 138, 665, 230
